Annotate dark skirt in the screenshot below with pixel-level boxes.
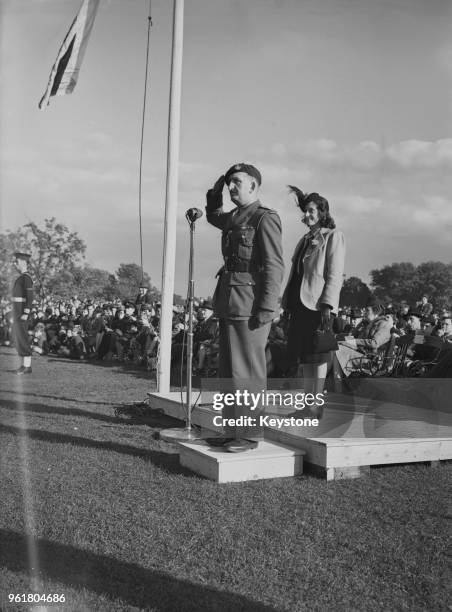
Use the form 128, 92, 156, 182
287, 302, 331, 365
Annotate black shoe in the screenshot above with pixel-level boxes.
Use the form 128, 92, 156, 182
286, 410, 305, 419
224, 438, 258, 453
204, 436, 235, 447
17, 366, 32, 375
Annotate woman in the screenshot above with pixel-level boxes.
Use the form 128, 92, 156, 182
282, 187, 346, 410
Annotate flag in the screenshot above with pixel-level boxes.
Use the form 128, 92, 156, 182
39, 0, 101, 109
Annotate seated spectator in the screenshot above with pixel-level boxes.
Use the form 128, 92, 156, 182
344, 309, 363, 335
395, 303, 410, 333
92, 307, 107, 354
193, 300, 219, 375
56, 327, 73, 358
31, 322, 48, 355
406, 309, 422, 334
336, 297, 393, 376
170, 312, 187, 367
428, 312, 440, 333
334, 309, 349, 334
115, 302, 139, 361
419, 294, 433, 321
266, 312, 292, 376
80, 304, 97, 354
129, 311, 157, 365
437, 316, 452, 343
0, 307, 13, 346
68, 324, 87, 360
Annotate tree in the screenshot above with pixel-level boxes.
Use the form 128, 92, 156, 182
115, 263, 151, 300
370, 261, 452, 308
103, 274, 120, 301
370, 262, 417, 304
51, 265, 112, 300
339, 276, 372, 308
414, 262, 452, 308
3, 218, 86, 298
173, 293, 185, 306
0, 233, 17, 298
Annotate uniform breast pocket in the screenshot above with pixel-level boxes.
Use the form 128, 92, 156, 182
227, 273, 257, 317
237, 226, 255, 259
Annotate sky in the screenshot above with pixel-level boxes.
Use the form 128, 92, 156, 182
1, 0, 451, 299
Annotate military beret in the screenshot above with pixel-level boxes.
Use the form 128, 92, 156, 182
224, 163, 262, 186
13, 251, 31, 261
124, 301, 136, 310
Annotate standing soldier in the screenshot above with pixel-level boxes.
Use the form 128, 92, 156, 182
206, 163, 284, 447
11, 251, 34, 374
135, 284, 153, 316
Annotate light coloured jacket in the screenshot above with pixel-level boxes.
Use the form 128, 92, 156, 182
355, 315, 393, 353
282, 227, 345, 313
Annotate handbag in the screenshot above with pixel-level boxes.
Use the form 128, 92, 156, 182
312, 324, 338, 353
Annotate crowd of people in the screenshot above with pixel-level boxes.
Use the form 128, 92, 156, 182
333, 295, 452, 378
0, 291, 222, 376
1, 289, 450, 380
3, 162, 449, 454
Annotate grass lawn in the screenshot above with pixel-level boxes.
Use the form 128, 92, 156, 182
0, 346, 450, 612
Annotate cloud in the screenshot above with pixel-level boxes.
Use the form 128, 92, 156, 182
178, 161, 215, 193
346, 141, 382, 169
271, 143, 287, 158
386, 139, 452, 168
256, 162, 294, 184
267, 138, 452, 171
335, 195, 383, 215
413, 195, 452, 228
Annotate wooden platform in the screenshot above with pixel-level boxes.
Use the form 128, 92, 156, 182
179, 439, 304, 483
148, 384, 452, 480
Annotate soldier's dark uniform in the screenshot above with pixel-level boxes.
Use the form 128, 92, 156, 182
206, 166, 284, 439
11, 270, 34, 357
193, 315, 219, 346
135, 289, 153, 316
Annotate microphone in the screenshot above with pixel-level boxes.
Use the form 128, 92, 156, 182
185, 208, 203, 223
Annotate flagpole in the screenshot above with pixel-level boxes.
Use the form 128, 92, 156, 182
158, 0, 184, 393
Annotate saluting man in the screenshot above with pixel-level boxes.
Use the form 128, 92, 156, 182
206, 163, 284, 444
11, 251, 34, 374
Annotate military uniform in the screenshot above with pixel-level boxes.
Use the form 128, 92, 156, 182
135, 289, 153, 316
11, 271, 34, 357
206, 189, 284, 439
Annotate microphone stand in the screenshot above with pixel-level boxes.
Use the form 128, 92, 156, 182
160, 210, 202, 442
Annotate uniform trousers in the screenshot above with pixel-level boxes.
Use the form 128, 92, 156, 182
12, 319, 32, 357
218, 319, 271, 439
